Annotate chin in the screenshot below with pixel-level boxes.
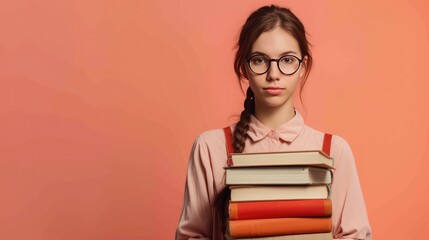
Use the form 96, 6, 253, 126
255, 94, 292, 109
261, 100, 289, 109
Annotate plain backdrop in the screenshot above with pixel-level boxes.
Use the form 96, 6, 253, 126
1, 0, 429, 239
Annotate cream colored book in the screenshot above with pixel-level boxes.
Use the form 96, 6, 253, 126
229, 150, 333, 169
230, 185, 330, 202
226, 166, 332, 185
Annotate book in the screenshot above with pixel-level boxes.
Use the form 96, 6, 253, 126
229, 185, 330, 202
228, 150, 333, 168
228, 217, 332, 238
229, 199, 332, 220
225, 232, 333, 240
226, 166, 332, 185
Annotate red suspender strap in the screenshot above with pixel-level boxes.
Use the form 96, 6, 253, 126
322, 133, 333, 157
323, 133, 334, 197
223, 126, 234, 166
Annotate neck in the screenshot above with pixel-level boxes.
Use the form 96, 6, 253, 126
254, 101, 295, 129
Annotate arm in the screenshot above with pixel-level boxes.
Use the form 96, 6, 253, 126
331, 137, 372, 240
176, 136, 216, 240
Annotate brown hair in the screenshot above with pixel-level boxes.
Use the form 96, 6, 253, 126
214, 4, 313, 237
233, 5, 313, 152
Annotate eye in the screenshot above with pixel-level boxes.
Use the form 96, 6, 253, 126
250, 56, 267, 65
280, 56, 297, 64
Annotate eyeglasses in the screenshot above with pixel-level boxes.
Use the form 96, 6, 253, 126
247, 55, 303, 75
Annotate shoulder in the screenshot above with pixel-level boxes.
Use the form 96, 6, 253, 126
198, 128, 226, 144
187, 127, 231, 169
302, 124, 353, 162
197, 122, 238, 144
191, 126, 231, 153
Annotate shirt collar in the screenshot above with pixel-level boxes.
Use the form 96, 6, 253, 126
246, 110, 304, 142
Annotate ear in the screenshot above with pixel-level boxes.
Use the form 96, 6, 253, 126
242, 65, 250, 81
299, 55, 308, 79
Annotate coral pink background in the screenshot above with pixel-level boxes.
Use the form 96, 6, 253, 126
1, 0, 428, 239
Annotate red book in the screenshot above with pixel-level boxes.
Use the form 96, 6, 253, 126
229, 199, 332, 220
228, 217, 332, 238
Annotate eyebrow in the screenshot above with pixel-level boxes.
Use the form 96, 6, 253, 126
250, 50, 299, 57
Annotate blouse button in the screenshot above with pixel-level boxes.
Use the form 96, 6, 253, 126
269, 130, 278, 138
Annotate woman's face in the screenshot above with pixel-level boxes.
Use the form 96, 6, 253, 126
246, 27, 307, 112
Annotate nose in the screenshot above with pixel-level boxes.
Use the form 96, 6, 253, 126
266, 60, 281, 81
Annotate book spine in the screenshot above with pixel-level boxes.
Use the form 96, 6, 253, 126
229, 185, 332, 202
237, 232, 333, 240
229, 199, 331, 220
228, 217, 332, 238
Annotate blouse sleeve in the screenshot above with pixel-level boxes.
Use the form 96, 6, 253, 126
175, 135, 216, 240
331, 137, 372, 240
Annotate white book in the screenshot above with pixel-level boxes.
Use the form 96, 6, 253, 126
230, 185, 330, 202
226, 166, 332, 185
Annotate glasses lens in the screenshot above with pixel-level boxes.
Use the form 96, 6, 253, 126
279, 55, 300, 75
248, 56, 269, 74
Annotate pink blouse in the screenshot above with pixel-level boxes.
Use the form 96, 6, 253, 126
176, 111, 372, 240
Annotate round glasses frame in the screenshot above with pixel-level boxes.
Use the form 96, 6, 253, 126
246, 55, 303, 75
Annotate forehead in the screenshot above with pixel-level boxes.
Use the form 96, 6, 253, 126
251, 27, 301, 57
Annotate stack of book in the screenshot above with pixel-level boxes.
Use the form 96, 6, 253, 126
224, 150, 334, 240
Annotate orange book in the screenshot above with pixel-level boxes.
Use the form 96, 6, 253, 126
225, 232, 333, 240
229, 199, 332, 220
228, 217, 332, 238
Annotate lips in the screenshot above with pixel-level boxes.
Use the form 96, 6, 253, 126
263, 87, 285, 95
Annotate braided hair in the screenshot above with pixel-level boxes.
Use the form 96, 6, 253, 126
233, 87, 255, 153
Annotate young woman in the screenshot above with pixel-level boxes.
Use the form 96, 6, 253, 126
176, 5, 371, 240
